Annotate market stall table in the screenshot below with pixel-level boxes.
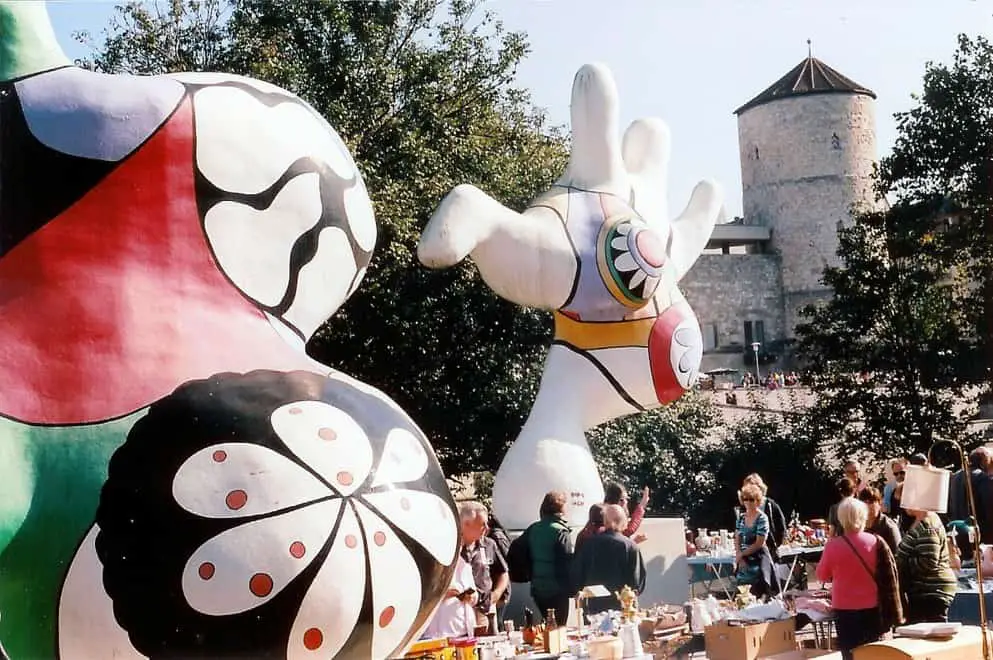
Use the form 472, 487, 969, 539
947, 572, 993, 626
777, 545, 825, 591
687, 554, 736, 595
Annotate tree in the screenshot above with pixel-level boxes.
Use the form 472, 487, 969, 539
797, 201, 979, 459
797, 34, 993, 460
588, 391, 837, 531
79, 0, 568, 475
587, 393, 723, 521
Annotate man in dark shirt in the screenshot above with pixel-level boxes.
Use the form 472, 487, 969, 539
571, 504, 646, 614
459, 501, 509, 628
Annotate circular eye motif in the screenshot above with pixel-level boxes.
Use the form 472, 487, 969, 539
94, 370, 457, 659
596, 216, 669, 308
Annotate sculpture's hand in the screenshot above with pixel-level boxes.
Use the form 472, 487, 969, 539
669, 179, 723, 281
557, 63, 628, 196
417, 185, 575, 310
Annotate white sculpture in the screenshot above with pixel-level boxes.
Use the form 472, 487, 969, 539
419, 63, 723, 528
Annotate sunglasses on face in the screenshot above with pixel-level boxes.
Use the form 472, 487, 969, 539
741, 497, 756, 502
894, 471, 906, 476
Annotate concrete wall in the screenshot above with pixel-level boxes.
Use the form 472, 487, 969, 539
681, 253, 786, 353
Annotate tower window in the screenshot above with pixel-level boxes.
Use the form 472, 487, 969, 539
831, 133, 841, 150
703, 323, 719, 351
743, 320, 765, 347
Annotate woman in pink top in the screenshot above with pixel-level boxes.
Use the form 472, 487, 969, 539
816, 497, 882, 660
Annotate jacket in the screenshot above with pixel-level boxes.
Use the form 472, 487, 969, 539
570, 530, 645, 614
526, 514, 574, 598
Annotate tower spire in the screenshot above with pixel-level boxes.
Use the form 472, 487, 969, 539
807, 39, 812, 59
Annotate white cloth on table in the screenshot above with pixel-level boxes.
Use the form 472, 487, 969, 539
422, 555, 477, 639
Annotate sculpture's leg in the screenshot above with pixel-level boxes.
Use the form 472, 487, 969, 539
0, 414, 140, 659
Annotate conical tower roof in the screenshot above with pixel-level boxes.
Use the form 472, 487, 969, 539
734, 55, 876, 115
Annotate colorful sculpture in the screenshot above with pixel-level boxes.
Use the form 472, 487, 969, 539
0, 2, 457, 658
419, 63, 723, 529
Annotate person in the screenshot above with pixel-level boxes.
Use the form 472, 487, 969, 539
458, 501, 509, 630
857, 487, 901, 555
742, 473, 786, 562
486, 512, 513, 626
525, 491, 574, 625
488, 513, 511, 558
828, 477, 855, 537
575, 503, 606, 552
603, 482, 649, 542
843, 460, 868, 496
570, 504, 646, 615
422, 554, 478, 638
882, 458, 906, 515
947, 447, 988, 556
976, 451, 993, 544
816, 498, 884, 660
734, 483, 776, 598
896, 505, 957, 623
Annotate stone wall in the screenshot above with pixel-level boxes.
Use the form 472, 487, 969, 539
681, 253, 785, 365
737, 92, 877, 336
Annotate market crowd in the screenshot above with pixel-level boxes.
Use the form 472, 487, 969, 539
422, 483, 652, 638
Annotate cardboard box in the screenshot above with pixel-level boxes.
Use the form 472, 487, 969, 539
704, 617, 797, 660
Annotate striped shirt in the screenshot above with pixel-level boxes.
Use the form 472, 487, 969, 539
895, 512, 957, 601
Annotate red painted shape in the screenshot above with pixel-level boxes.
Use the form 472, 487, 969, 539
0, 97, 319, 424
303, 628, 323, 651
225, 489, 248, 511
647, 301, 694, 404
378, 606, 396, 628
249, 573, 273, 598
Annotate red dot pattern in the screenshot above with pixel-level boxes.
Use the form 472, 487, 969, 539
198, 562, 215, 580
318, 427, 337, 441
379, 606, 396, 628
212, 450, 227, 463
289, 541, 306, 559
289, 407, 303, 415
225, 489, 248, 510
337, 471, 353, 486
249, 573, 273, 598
345, 535, 358, 549
373, 531, 386, 547
303, 627, 323, 650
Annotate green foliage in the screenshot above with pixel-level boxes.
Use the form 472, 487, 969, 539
589, 393, 838, 530
797, 33, 993, 462
79, 0, 568, 475
589, 393, 723, 521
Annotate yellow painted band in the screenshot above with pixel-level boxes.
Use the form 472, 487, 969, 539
553, 311, 653, 349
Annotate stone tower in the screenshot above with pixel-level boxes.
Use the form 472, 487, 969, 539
735, 53, 877, 337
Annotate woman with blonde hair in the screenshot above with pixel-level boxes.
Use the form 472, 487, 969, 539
742, 473, 787, 562
734, 483, 776, 597
816, 498, 884, 660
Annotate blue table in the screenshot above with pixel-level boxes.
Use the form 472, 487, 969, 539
686, 555, 735, 594
949, 587, 993, 625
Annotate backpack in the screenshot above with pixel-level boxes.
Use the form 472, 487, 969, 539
506, 527, 532, 583
487, 526, 513, 602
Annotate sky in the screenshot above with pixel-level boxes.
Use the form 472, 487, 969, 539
48, 0, 993, 218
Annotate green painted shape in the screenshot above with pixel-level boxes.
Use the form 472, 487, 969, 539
0, 411, 145, 659
0, 1, 71, 82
